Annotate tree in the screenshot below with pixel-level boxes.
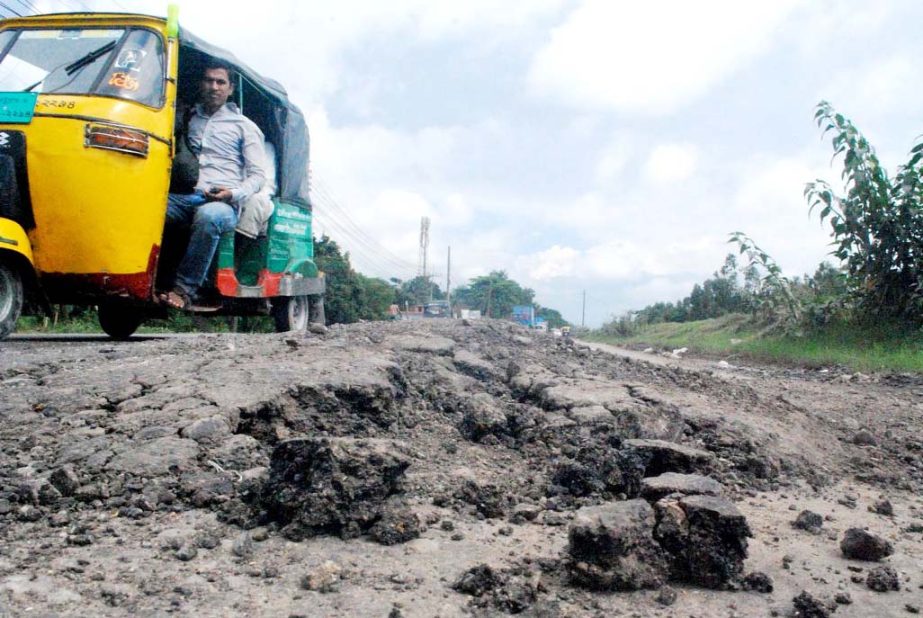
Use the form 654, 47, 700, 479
536, 305, 567, 328
314, 235, 395, 324
453, 271, 534, 319
357, 274, 396, 320
395, 276, 443, 308
805, 101, 923, 321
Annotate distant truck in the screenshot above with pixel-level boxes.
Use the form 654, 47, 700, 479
512, 305, 535, 327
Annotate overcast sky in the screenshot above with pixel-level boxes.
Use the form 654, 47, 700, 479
22, 0, 923, 325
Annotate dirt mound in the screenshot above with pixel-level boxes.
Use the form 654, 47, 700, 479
0, 319, 921, 616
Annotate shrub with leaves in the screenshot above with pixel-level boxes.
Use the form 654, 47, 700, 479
805, 101, 923, 321
728, 232, 802, 327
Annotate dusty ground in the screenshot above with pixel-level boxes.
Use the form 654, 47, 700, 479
0, 319, 920, 617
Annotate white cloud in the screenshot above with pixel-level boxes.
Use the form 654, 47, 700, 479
595, 136, 633, 183
823, 54, 923, 131
528, 0, 801, 114
730, 155, 834, 275
644, 143, 699, 184
525, 245, 581, 280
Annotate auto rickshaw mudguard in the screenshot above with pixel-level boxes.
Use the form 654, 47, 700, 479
0, 217, 34, 266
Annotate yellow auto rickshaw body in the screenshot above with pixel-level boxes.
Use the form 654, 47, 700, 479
0, 11, 324, 339
0, 13, 177, 302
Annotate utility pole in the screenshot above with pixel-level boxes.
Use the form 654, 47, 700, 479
418, 216, 431, 304
446, 246, 451, 314
582, 290, 586, 328
418, 217, 430, 279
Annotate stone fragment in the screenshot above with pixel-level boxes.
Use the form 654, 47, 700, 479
300, 560, 342, 593
792, 590, 834, 617
180, 416, 231, 444
451, 564, 538, 614
37, 482, 62, 506
567, 406, 616, 425
866, 565, 900, 592
511, 503, 542, 524
458, 393, 508, 442
308, 323, 328, 335
261, 437, 411, 540
656, 586, 677, 606
17, 505, 42, 522
455, 479, 507, 519
840, 528, 893, 561
453, 350, 499, 381
232, 532, 254, 558
369, 508, 422, 546
208, 434, 264, 471
792, 510, 824, 534
390, 334, 455, 356
49, 465, 80, 497
567, 500, 669, 591
107, 437, 199, 476
624, 439, 716, 476
640, 473, 723, 501
742, 571, 774, 593
833, 592, 852, 605
654, 494, 751, 589
871, 499, 893, 516
453, 565, 504, 597
175, 544, 198, 561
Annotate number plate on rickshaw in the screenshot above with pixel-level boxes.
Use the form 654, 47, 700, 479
0, 93, 38, 124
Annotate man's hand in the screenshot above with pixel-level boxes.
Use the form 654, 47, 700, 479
206, 187, 233, 203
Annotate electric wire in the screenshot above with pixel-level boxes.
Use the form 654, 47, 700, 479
312, 176, 418, 271
310, 196, 420, 279
310, 191, 418, 276
0, 2, 21, 17
12, 0, 38, 14
311, 203, 415, 281
311, 186, 420, 275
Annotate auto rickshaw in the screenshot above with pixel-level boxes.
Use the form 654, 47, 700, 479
0, 9, 324, 339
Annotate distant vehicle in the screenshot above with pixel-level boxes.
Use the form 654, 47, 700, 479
423, 300, 450, 318
511, 304, 535, 327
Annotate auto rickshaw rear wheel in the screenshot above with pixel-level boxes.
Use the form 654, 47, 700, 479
0, 260, 23, 340
271, 295, 309, 332
98, 302, 144, 340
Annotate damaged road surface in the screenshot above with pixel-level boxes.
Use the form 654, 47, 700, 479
1, 320, 921, 616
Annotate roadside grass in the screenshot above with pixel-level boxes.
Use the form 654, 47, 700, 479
588, 314, 923, 374
14, 313, 235, 335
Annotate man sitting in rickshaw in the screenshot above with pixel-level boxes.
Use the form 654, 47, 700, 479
160, 58, 268, 310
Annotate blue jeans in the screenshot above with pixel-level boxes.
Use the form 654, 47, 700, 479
166, 192, 238, 297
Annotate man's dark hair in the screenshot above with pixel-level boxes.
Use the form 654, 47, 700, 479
203, 58, 237, 86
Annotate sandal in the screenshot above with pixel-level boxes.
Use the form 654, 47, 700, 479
159, 288, 191, 310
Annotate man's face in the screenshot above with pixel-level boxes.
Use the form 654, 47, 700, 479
200, 67, 233, 110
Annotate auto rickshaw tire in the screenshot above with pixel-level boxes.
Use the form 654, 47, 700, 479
271, 295, 309, 333
97, 302, 143, 340
0, 260, 23, 340
309, 294, 325, 326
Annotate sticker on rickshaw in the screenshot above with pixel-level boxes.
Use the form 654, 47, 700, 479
108, 72, 140, 92
115, 48, 147, 72
0, 92, 38, 124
